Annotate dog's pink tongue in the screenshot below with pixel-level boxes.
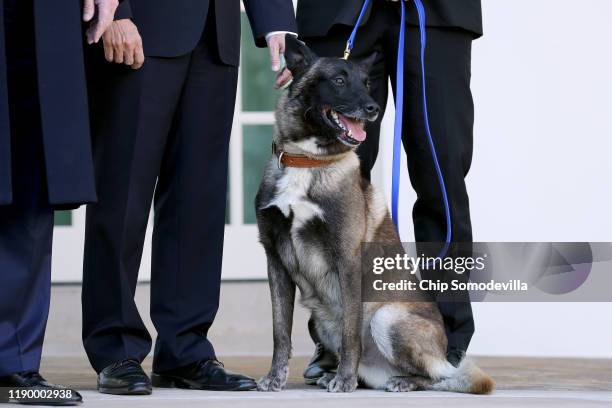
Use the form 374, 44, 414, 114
339, 115, 367, 141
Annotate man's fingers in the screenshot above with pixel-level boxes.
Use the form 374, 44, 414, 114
279, 39, 286, 55
114, 50, 124, 64
99, 20, 144, 69
123, 48, 134, 66
132, 44, 145, 70
122, 38, 136, 66
103, 41, 114, 62
275, 68, 293, 89
83, 0, 95, 22
87, 4, 113, 44
87, 24, 104, 45
85, 0, 119, 44
89, 17, 107, 43
113, 42, 124, 64
268, 40, 281, 72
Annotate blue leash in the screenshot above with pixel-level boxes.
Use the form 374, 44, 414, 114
344, 0, 452, 258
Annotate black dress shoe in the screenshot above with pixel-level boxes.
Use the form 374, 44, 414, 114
152, 359, 256, 391
303, 318, 339, 385
98, 359, 152, 395
0, 371, 82, 406
303, 342, 339, 385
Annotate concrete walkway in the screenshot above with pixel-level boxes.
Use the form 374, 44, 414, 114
36, 356, 612, 408
38, 285, 612, 407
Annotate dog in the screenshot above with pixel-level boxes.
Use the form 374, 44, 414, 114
255, 35, 494, 394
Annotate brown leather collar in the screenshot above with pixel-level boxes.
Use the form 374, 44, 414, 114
272, 143, 341, 169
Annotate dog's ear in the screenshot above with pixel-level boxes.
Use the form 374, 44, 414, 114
284, 34, 317, 76
358, 52, 378, 76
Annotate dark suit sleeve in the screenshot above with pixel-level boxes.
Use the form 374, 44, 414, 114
243, 0, 297, 47
114, 0, 132, 20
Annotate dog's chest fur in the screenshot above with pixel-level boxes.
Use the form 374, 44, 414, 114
257, 156, 363, 326
269, 169, 335, 304
266, 168, 324, 233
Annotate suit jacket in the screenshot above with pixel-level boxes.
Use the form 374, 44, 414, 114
116, 0, 297, 65
296, 0, 483, 39
0, 0, 96, 207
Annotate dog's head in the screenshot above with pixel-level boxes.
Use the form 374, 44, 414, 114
276, 35, 380, 156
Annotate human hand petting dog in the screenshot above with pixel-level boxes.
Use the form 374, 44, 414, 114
267, 33, 296, 88
102, 19, 145, 70
83, 0, 119, 44
275, 67, 293, 89
266, 32, 290, 72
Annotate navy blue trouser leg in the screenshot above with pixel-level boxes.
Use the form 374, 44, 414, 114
0, 155, 53, 377
0, 72, 52, 377
150, 31, 237, 373
0, 0, 54, 377
82, 45, 155, 374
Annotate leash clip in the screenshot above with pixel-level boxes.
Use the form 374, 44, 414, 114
343, 42, 351, 60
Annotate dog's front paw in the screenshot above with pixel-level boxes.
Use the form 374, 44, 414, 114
257, 369, 288, 392
327, 374, 358, 393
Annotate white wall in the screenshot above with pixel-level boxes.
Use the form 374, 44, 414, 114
51, 0, 612, 358
473, 0, 612, 358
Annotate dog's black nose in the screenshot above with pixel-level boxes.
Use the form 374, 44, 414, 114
364, 103, 380, 116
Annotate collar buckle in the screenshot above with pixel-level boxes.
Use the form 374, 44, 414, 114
277, 151, 285, 169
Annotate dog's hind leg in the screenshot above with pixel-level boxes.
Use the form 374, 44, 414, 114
369, 304, 495, 394
383, 376, 418, 392
383, 374, 439, 392
369, 304, 452, 389
257, 253, 296, 392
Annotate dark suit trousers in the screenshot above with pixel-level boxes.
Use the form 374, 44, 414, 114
82, 18, 238, 372
302, 1, 475, 353
0, 0, 54, 376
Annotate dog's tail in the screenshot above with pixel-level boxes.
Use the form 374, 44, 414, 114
426, 358, 495, 395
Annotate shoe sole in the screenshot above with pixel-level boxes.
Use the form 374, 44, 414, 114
98, 383, 152, 396
151, 374, 256, 391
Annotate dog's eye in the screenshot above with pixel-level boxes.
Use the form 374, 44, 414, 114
334, 77, 346, 86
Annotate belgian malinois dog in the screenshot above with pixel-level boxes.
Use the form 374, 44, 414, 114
255, 35, 494, 394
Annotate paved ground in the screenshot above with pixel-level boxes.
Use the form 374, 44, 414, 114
35, 356, 612, 408
37, 285, 612, 406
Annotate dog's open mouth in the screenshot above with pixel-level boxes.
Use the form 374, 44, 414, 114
325, 109, 366, 146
